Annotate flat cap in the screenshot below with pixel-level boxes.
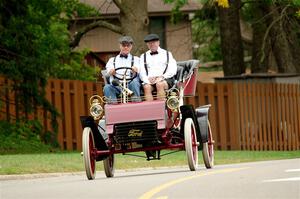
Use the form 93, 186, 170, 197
144, 34, 159, 42
119, 36, 134, 44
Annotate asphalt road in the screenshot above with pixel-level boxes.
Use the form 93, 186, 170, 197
1, 159, 300, 199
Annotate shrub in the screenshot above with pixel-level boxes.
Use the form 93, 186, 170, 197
0, 120, 59, 154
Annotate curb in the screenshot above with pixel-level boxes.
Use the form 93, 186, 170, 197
0, 172, 86, 181
0, 165, 187, 181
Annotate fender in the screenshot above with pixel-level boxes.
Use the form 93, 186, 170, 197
80, 116, 108, 151
195, 105, 211, 143
180, 105, 201, 143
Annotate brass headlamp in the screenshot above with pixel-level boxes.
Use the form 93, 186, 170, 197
166, 91, 180, 111
89, 95, 104, 120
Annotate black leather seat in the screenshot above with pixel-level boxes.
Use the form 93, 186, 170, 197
176, 59, 199, 83
101, 70, 110, 85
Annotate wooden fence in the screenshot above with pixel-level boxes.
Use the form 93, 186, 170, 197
186, 82, 300, 151
1, 77, 299, 151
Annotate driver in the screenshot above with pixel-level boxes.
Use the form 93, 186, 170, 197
103, 36, 141, 103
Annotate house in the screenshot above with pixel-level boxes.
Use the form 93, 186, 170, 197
70, 0, 201, 68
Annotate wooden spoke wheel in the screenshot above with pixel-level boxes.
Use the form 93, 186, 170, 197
103, 154, 115, 177
82, 127, 96, 180
202, 120, 214, 169
184, 118, 198, 171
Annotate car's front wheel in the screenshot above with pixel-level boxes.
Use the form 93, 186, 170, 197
82, 127, 96, 180
184, 118, 198, 171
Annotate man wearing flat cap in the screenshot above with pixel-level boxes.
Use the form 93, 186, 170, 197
103, 36, 141, 103
139, 33, 177, 101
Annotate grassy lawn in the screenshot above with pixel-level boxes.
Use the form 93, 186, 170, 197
1, 150, 299, 175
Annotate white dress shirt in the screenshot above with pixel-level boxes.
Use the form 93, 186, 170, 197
139, 47, 177, 84
105, 54, 140, 83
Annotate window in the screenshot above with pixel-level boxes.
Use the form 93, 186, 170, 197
149, 17, 166, 48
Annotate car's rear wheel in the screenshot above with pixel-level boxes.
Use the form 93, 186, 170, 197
184, 118, 198, 171
103, 154, 115, 177
82, 127, 96, 180
202, 120, 214, 168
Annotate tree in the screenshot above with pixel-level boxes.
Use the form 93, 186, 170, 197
70, 0, 149, 55
0, 0, 98, 145
261, 3, 300, 73
0, 0, 151, 145
250, 1, 271, 73
167, 0, 246, 76
219, 0, 300, 74
218, 0, 245, 76
172, 0, 300, 75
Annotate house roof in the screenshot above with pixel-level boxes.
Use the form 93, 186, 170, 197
79, 0, 201, 17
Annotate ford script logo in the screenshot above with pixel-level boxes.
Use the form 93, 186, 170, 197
128, 129, 143, 137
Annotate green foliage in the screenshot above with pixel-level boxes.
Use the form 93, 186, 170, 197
270, 0, 300, 5
0, 0, 99, 146
164, 0, 222, 62
1, 0, 62, 116
50, 50, 99, 81
0, 120, 58, 154
54, 0, 99, 18
0, 0, 98, 80
164, 0, 188, 23
192, 10, 222, 62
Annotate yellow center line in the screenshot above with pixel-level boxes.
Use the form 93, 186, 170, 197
138, 167, 250, 199
155, 197, 168, 199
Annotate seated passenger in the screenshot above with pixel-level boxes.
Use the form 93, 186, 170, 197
139, 34, 177, 101
103, 36, 141, 103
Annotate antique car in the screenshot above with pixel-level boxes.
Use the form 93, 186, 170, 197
80, 60, 214, 180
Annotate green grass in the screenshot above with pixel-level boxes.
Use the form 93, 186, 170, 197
1, 150, 299, 175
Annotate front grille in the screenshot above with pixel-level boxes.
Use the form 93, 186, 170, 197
114, 120, 158, 144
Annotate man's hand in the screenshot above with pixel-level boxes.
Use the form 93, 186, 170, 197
132, 66, 138, 73
148, 77, 156, 84
155, 76, 164, 83
109, 69, 116, 75
148, 76, 164, 84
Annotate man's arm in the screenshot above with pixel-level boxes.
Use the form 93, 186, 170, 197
106, 57, 115, 75
139, 54, 150, 84
162, 52, 177, 79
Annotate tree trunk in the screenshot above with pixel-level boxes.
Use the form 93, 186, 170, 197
70, 0, 149, 54
218, 0, 245, 76
263, 4, 298, 73
284, 8, 300, 73
251, 2, 270, 73
118, 0, 149, 55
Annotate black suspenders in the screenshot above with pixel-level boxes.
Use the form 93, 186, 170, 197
113, 55, 134, 68
113, 56, 117, 68
144, 50, 169, 76
163, 51, 169, 74
131, 55, 134, 67
144, 53, 148, 75
111, 55, 135, 84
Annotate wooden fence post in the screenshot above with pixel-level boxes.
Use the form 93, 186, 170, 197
227, 82, 241, 150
